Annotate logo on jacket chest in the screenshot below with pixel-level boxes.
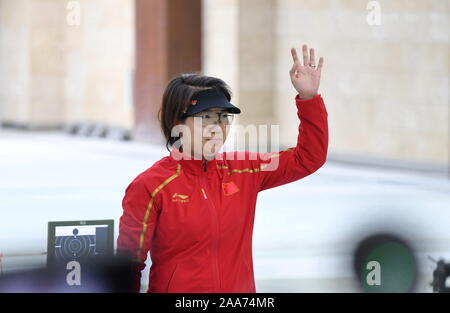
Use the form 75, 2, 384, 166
172, 193, 190, 203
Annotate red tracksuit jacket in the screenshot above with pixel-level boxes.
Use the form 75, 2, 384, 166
117, 94, 328, 292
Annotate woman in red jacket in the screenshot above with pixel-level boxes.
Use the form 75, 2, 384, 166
117, 44, 328, 292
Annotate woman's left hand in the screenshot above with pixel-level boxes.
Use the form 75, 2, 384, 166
289, 44, 324, 100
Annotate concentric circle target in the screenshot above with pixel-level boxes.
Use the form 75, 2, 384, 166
55, 232, 96, 263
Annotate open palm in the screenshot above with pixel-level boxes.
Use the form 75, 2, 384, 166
289, 44, 324, 100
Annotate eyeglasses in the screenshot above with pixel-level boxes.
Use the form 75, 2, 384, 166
190, 112, 235, 126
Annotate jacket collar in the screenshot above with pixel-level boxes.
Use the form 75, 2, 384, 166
169, 146, 220, 175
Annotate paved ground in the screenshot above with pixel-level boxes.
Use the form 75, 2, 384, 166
1, 129, 449, 292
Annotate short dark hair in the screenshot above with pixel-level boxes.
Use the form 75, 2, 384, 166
158, 73, 232, 152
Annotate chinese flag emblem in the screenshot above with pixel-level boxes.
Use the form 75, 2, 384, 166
191, 100, 197, 105
222, 181, 239, 196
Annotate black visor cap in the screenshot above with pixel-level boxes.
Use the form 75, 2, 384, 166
182, 88, 241, 118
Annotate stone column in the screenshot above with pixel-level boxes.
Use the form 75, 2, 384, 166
133, 0, 202, 143
0, 0, 66, 129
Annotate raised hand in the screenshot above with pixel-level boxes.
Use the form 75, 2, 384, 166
289, 44, 324, 100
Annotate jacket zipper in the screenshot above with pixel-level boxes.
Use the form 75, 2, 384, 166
201, 159, 221, 292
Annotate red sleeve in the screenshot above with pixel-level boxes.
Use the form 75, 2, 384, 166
116, 179, 160, 292
256, 94, 328, 191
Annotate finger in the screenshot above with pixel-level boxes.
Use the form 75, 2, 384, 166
302, 44, 309, 67
309, 48, 316, 67
317, 57, 324, 72
291, 48, 300, 65
289, 62, 297, 75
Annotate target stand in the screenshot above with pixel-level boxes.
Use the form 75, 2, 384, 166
46, 220, 114, 290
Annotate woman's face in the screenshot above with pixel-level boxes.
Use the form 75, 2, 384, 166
180, 108, 231, 160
